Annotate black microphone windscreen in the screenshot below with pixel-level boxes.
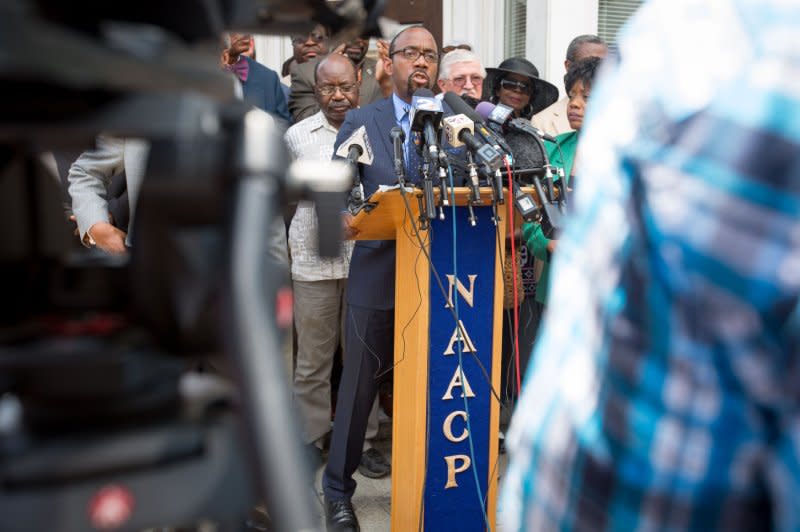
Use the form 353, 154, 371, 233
506, 130, 547, 181
414, 88, 436, 98
442, 92, 485, 124
462, 95, 481, 109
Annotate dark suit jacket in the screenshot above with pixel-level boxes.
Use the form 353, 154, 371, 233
241, 56, 292, 123
334, 96, 464, 310
334, 97, 401, 310
290, 57, 383, 123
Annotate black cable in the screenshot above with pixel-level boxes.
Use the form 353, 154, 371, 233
346, 199, 425, 381
496, 219, 520, 409
398, 186, 510, 415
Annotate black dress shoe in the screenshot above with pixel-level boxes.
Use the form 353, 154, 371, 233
325, 498, 360, 532
358, 447, 390, 478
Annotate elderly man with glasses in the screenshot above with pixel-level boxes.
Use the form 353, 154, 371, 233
436, 48, 486, 101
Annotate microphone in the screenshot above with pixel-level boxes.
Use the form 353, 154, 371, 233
335, 125, 374, 212
477, 101, 557, 143
476, 101, 511, 135
443, 92, 507, 204
477, 102, 549, 183
508, 118, 557, 143
443, 92, 512, 156
480, 101, 510, 123
410, 88, 444, 165
390, 126, 406, 186
442, 114, 502, 173
335, 125, 375, 166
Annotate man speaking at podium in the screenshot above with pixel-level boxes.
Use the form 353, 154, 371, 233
322, 25, 440, 531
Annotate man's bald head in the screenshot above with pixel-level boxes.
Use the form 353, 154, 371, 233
314, 53, 358, 86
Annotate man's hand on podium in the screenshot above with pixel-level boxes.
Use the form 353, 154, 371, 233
342, 212, 359, 240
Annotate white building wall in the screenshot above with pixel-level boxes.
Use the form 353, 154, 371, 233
443, 0, 599, 99
254, 35, 294, 80
442, 0, 506, 78
532, 0, 599, 98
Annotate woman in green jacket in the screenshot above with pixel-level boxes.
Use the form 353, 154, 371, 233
523, 56, 603, 307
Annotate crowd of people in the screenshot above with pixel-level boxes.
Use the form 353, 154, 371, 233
61, 24, 608, 532
50, 0, 800, 527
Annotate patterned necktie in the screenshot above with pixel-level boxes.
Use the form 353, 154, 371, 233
400, 105, 411, 139
401, 106, 424, 184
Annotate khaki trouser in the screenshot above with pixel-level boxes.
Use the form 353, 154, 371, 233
292, 278, 379, 447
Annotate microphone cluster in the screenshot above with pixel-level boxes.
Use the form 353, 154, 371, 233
344, 89, 566, 232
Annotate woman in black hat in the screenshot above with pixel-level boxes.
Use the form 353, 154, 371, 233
485, 57, 559, 120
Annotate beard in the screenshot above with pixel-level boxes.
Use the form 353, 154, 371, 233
406, 69, 432, 94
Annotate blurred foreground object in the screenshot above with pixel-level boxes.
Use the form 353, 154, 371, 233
502, 0, 800, 530
0, 1, 366, 530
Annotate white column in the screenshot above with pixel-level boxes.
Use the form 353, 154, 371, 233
253, 34, 294, 80
442, 0, 506, 73
526, 0, 599, 97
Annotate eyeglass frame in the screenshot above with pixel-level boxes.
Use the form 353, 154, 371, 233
291, 31, 327, 46
389, 46, 440, 64
446, 74, 484, 88
499, 78, 533, 94
315, 83, 360, 96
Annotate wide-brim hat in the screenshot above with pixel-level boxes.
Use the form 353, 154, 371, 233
484, 57, 559, 116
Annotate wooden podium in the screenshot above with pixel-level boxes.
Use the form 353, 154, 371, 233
349, 187, 518, 531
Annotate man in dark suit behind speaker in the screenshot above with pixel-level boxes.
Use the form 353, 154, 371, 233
321, 25, 440, 532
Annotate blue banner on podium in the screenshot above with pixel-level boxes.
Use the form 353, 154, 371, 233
424, 206, 497, 531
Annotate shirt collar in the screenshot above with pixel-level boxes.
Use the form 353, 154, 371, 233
392, 92, 411, 125
307, 111, 339, 134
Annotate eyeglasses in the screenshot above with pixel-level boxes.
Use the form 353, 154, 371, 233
500, 78, 532, 93
442, 44, 472, 54
291, 32, 327, 46
449, 75, 484, 87
316, 83, 358, 96
389, 47, 439, 64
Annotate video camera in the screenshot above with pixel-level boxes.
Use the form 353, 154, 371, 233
0, 1, 385, 530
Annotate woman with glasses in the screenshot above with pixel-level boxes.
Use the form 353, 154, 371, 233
484, 57, 558, 120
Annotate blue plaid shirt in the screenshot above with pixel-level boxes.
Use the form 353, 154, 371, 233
501, 0, 800, 530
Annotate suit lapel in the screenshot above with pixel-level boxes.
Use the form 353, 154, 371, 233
372, 97, 396, 166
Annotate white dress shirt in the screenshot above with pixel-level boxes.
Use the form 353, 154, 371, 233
284, 111, 354, 281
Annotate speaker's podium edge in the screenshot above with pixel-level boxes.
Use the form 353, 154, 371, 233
348, 187, 511, 531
